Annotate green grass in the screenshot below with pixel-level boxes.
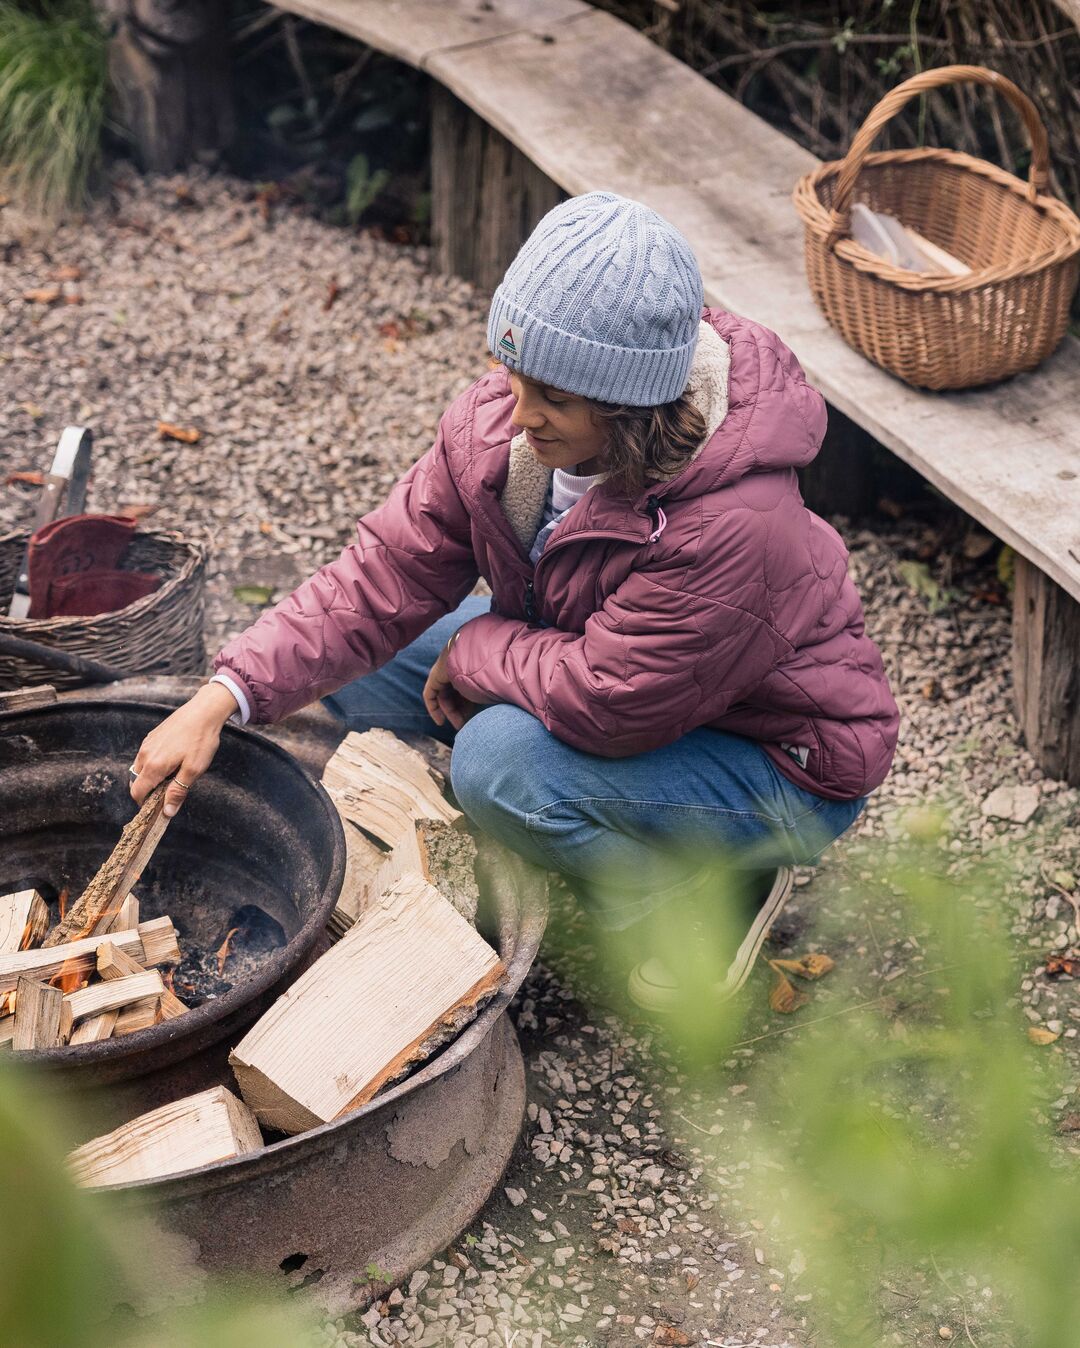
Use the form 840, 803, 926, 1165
0, 0, 109, 219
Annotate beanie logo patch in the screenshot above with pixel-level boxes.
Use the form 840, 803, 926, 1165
498, 322, 524, 360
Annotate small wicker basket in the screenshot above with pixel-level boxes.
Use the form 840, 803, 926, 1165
792, 65, 1080, 390
0, 529, 207, 690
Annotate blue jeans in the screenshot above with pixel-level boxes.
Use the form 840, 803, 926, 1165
324, 596, 867, 929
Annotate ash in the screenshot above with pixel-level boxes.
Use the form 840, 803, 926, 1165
174, 904, 286, 1007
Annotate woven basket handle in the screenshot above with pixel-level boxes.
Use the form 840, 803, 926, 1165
826, 64, 1051, 247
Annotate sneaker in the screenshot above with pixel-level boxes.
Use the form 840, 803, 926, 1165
626, 866, 794, 1012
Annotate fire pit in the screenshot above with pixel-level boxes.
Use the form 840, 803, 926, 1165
0, 699, 345, 1115
11, 680, 549, 1313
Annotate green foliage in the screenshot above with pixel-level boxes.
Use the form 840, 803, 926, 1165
0, 1061, 321, 1347
344, 152, 391, 227
0, 0, 109, 218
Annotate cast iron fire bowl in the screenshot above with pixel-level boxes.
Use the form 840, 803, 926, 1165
0, 701, 345, 1096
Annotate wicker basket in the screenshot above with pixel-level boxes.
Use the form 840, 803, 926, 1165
0, 529, 207, 690
792, 65, 1080, 390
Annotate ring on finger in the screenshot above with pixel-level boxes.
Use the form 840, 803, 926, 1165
128, 765, 139, 782
172, 777, 193, 792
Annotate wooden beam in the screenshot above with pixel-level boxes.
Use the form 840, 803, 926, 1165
431, 83, 565, 292
0, 917, 179, 995
1012, 555, 1080, 785
0, 891, 49, 953
230, 873, 504, 1134
68, 1085, 263, 1187
12, 977, 63, 1050
45, 786, 170, 947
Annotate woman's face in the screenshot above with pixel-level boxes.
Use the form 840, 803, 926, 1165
509, 371, 607, 472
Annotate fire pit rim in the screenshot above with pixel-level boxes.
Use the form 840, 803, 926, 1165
2, 699, 346, 1070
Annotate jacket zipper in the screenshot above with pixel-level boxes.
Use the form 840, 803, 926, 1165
525, 524, 654, 624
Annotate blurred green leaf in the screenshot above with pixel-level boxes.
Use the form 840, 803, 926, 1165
233, 584, 274, 605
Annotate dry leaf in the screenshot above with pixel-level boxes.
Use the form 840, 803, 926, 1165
23, 285, 61, 305
118, 502, 161, 521
770, 953, 835, 980
323, 278, 341, 311
653, 1328, 692, 1346
1046, 953, 1080, 978
220, 221, 254, 249
1027, 1026, 1060, 1046
157, 421, 201, 444
5, 470, 44, 487
216, 926, 241, 976
1057, 1112, 1080, 1134
50, 263, 82, 281
768, 964, 809, 1014
62, 290, 84, 306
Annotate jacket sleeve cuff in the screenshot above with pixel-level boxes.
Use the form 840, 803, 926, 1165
209, 672, 251, 725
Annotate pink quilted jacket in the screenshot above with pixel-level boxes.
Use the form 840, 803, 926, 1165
216, 308, 899, 800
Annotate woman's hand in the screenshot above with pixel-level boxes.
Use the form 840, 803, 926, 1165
423, 640, 483, 731
129, 682, 239, 816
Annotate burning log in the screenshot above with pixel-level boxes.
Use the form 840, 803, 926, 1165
69, 1010, 120, 1045
321, 729, 460, 848
0, 890, 49, 952
97, 941, 187, 1019
68, 1086, 264, 1188
0, 916, 180, 996
97, 893, 139, 936
13, 976, 64, 1050
60, 969, 165, 1041
44, 784, 170, 947
230, 873, 504, 1135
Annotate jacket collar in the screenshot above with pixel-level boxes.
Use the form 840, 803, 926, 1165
498, 318, 731, 551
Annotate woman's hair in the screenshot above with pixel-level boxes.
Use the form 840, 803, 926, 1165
590, 390, 707, 496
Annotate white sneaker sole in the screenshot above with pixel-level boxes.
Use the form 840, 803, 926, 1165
627, 866, 795, 1013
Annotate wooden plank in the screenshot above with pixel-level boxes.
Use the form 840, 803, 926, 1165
45, 785, 171, 947
0, 684, 57, 713
0, 1015, 13, 1048
113, 999, 161, 1036
0, 890, 49, 953
69, 1010, 119, 1045
0, 917, 179, 995
230, 873, 504, 1134
97, 940, 187, 1019
13, 977, 63, 1050
68, 1085, 264, 1187
1012, 555, 1080, 782
320, 729, 460, 848
60, 970, 165, 1040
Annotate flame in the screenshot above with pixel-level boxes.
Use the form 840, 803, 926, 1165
57, 886, 69, 921
161, 966, 175, 992
18, 920, 34, 951
50, 955, 90, 997
216, 926, 241, 977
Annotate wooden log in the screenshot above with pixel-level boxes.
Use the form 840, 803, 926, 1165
0, 890, 49, 953
0, 684, 57, 713
68, 1085, 263, 1187
321, 729, 460, 849
113, 998, 162, 1036
69, 1010, 119, 1045
60, 970, 165, 1040
98, 893, 139, 936
45, 785, 171, 947
327, 821, 387, 941
1013, 555, 1080, 786
431, 82, 565, 292
13, 977, 63, 1050
0, 917, 179, 995
0, 1015, 14, 1048
97, 941, 187, 1019
230, 873, 504, 1134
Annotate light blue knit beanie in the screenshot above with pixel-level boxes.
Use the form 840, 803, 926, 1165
488, 191, 704, 407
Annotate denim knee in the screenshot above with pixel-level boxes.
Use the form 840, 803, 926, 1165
450, 704, 548, 825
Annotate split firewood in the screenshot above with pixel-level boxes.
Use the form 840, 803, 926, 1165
13, 977, 64, 1050
69, 1010, 119, 1045
0, 890, 49, 952
60, 970, 164, 1041
0, 684, 57, 713
114, 998, 162, 1036
0, 1015, 14, 1048
230, 873, 504, 1135
321, 729, 459, 848
97, 893, 139, 936
44, 785, 170, 947
68, 1085, 264, 1187
97, 941, 186, 1018
0, 916, 180, 995
327, 822, 386, 941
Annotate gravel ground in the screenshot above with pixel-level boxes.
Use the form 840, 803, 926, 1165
3, 169, 1079, 1348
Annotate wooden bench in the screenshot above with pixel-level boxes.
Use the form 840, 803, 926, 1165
118, 0, 1080, 784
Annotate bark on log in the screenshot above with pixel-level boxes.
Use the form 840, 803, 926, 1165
45, 786, 169, 947
1013, 555, 1080, 785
